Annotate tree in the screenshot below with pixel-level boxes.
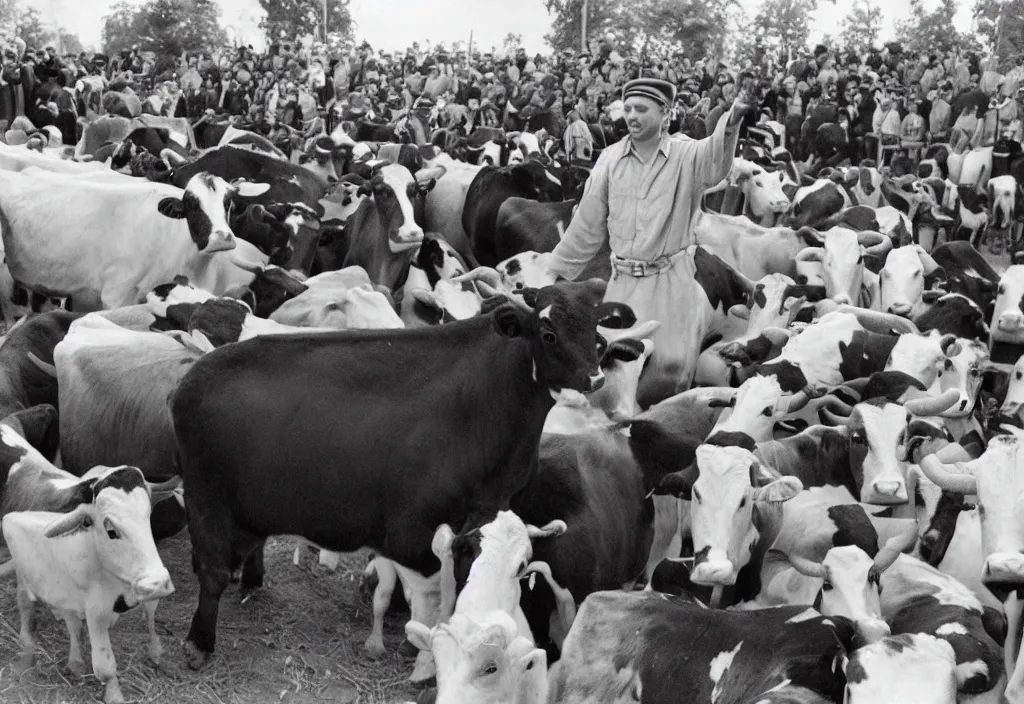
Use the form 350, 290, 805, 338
13, 6, 53, 50
503, 32, 523, 52
752, 0, 833, 57
840, 0, 882, 52
57, 28, 84, 55
895, 0, 974, 53
101, 1, 148, 55
102, 0, 226, 57
544, 0, 734, 58
974, 0, 1024, 70
258, 0, 353, 43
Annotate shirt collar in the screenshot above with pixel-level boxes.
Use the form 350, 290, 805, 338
622, 131, 671, 161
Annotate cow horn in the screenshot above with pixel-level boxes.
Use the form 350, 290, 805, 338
229, 256, 264, 274
939, 334, 958, 355
918, 455, 978, 495
819, 394, 854, 417
780, 385, 821, 413
915, 247, 941, 275
523, 560, 577, 636
795, 247, 824, 262
27, 351, 57, 378
761, 327, 792, 348
786, 552, 829, 579
904, 389, 961, 417
526, 520, 567, 538
872, 521, 920, 572
146, 475, 182, 504
690, 387, 739, 404
835, 305, 920, 335
859, 231, 892, 257
416, 165, 447, 182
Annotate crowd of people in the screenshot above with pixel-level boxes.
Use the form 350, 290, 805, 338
3, 29, 1024, 169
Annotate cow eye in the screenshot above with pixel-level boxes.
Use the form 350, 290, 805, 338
852, 432, 865, 445
821, 580, 834, 592
481, 663, 499, 676
693, 487, 703, 503
761, 406, 772, 417
999, 285, 1006, 295
542, 330, 557, 345
857, 254, 864, 264
738, 496, 747, 509
105, 521, 121, 540
913, 270, 921, 278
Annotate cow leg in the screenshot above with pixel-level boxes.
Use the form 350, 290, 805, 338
86, 611, 124, 704
13, 584, 37, 674
184, 506, 234, 669
365, 557, 396, 659
61, 611, 87, 677
239, 537, 266, 592
645, 496, 681, 582
143, 599, 164, 666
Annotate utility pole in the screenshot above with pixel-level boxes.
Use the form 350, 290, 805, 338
581, 0, 588, 53
323, 0, 328, 42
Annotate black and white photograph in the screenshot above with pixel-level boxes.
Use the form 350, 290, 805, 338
0, 0, 1022, 701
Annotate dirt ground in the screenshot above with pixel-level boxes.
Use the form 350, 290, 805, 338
0, 533, 422, 704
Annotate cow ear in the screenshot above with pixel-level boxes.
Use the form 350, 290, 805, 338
493, 304, 527, 338
404, 621, 433, 652
922, 290, 945, 303
417, 177, 436, 193
157, 197, 187, 219
520, 288, 540, 309
753, 476, 803, 502
236, 181, 270, 198
43, 504, 94, 538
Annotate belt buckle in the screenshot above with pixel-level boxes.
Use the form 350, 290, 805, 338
630, 260, 647, 277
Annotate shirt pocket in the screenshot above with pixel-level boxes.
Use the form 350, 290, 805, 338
607, 171, 636, 248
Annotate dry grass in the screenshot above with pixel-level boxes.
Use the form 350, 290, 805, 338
0, 533, 421, 704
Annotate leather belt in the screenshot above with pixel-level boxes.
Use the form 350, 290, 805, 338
610, 248, 689, 279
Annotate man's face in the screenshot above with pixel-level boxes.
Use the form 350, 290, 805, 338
468, 98, 479, 110
624, 95, 664, 142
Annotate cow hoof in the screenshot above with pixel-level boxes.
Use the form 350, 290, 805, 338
66, 658, 87, 677
12, 653, 34, 675
364, 637, 386, 660
398, 639, 420, 658
183, 641, 211, 671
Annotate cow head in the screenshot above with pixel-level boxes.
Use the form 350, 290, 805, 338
879, 245, 943, 318
157, 172, 270, 253
406, 612, 548, 704
884, 330, 957, 389
997, 354, 1024, 428
822, 399, 910, 504
497, 252, 558, 292
920, 432, 1024, 587
710, 375, 818, 444
734, 274, 821, 337
933, 339, 989, 417
794, 228, 890, 305
129, 150, 171, 181
356, 164, 429, 253
735, 163, 791, 219
992, 265, 1024, 344
585, 336, 656, 422
299, 136, 340, 183
271, 283, 403, 330
844, 634, 958, 704
987, 175, 1017, 230
669, 444, 802, 586
494, 279, 634, 398
509, 160, 563, 203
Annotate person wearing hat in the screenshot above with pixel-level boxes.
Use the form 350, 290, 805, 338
507, 76, 752, 401
929, 81, 953, 143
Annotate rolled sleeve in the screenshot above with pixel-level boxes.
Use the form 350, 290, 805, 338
692, 105, 743, 191
547, 151, 611, 281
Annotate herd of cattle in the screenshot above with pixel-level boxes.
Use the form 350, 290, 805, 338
2, 107, 1024, 704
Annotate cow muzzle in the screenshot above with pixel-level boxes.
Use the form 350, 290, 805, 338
983, 553, 1024, 585
863, 479, 908, 505
998, 403, 1024, 429
134, 571, 175, 601
389, 225, 425, 253
887, 303, 913, 317
998, 311, 1024, 333
205, 230, 237, 253
853, 618, 891, 648
586, 371, 605, 393
690, 553, 736, 586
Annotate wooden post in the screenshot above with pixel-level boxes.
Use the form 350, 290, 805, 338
323, 0, 329, 42
468, 29, 473, 61
581, 0, 588, 53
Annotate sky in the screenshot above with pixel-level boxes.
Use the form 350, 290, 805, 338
22, 0, 978, 54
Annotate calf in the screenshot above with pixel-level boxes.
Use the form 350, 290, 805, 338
0, 410, 177, 704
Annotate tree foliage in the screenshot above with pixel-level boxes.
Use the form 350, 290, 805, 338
840, 0, 883, 52
12, 5, 52, 50
895, 0, 977, 54
544, 0, 734, 59
57, 28, 85, 55
258, 0, 353, 43
102, 0, 227, 56
974, 0, 1024, 70
752, 0, 833, 57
